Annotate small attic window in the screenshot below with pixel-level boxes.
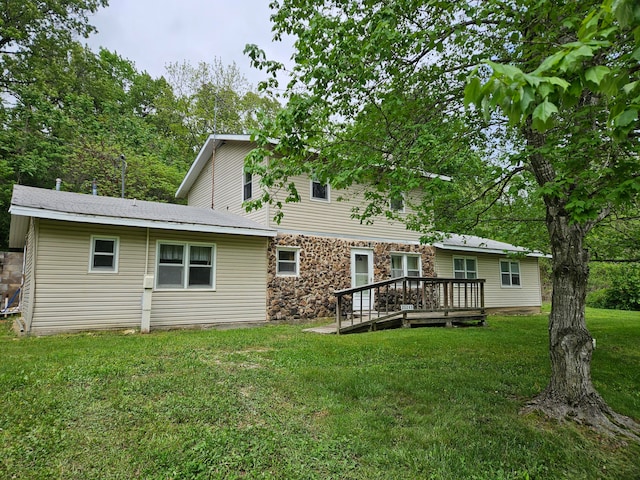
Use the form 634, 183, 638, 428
311, 179, 329, 201
243, 171, 253, 201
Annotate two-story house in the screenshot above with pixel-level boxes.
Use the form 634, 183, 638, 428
176, 134, 546, 322
8, 134, 545, 335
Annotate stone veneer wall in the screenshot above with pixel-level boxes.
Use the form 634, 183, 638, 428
267, 234, 435, 322
1, 251, 24, 304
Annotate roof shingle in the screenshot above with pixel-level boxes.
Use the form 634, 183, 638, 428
10, 185, 275, 237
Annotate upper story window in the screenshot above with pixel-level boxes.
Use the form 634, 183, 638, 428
311, 179, 329, 201
243, 171, 253, 201
156, 242, 216, 290
90, 236, 119, 273
276, 247, 300, 276
389, 194, 405, 213
391, 253, 421, 278
500, 260, 521, 287
453, 256, 477, 279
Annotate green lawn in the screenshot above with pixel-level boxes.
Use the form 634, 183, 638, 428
1, 308, 638, 479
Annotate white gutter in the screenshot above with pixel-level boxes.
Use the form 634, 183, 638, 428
433, 243, 550, 258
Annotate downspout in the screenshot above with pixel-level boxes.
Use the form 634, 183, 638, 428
141, 227, 152, 334
144, 227, 150, 275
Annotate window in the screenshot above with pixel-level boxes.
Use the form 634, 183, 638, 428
156, 242, 215, 289
389, 194, 405, 213
453, 257, 477, 279
391, 253, 421, 278
500, 260, 521, 287
243, 171, 253, 201
311, 179, 329, 201
276, 247, 299, 276
90, 236, 118, 272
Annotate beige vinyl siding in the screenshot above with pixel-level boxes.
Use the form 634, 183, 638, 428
26, 220, 269, 334
212, 141, 268, 225
148, 230, 268, 328
29, 220, 146, 334
274, 176, 425, 242
20, 218, 36, 330
435, 250, 542, 308
188, 156, 213, 208
184, 140, 425, 240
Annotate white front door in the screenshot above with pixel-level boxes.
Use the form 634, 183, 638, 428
351, 249, 374, 311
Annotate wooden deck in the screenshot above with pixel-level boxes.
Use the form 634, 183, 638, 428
304, 309, 486, 334
306, 277, 487, 335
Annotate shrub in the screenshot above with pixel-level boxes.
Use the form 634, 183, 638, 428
601, 264, 640, 311
586, 288, 608, 309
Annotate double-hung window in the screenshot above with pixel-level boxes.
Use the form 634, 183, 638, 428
156, 242, 215, 289
389, 194, 405, 213
311, 179, 329, 201
243, 171, 253, 201
276, 247, 299, 276
90, 236, 119, 273
453, 257, 477, 279
500, 260, 521, 287
391, 253, 421, 278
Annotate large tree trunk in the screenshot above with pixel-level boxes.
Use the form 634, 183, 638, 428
523, 205, 640, 439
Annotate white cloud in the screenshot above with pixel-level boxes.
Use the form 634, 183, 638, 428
86, 0, 293, 88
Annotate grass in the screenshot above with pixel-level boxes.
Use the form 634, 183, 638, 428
0, 308, 638, 479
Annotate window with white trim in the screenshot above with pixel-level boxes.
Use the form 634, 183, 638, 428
389, 194, 405, 213
453, 257, 477, 279
90, 236, 119, 273
276, 247, 299, 276
391, 253, 421, 278
500, 260, 521, 287
311, 179, 329, 201
243, 171, 253, 201
156, 242, 215, 289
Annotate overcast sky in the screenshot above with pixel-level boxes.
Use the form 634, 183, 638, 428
86, 0, 293, 89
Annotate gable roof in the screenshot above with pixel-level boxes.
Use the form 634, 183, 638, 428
174, 133, 452, 200
9, 184, 276, 248
433, 233, 549, 258
176, 134, 255, 199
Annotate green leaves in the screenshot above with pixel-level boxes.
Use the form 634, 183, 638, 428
471, 0, 640, 137
464, 65, 567, 131
532, 100, 559, 131
584, 66, 610, 85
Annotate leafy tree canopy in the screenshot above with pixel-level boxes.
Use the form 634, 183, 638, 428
164, 59, 281, 153
0, 3, 281, 248
0, 0, 108, 93
247, 0, 640, 438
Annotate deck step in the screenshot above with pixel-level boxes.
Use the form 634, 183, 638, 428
304, 310, 487, 334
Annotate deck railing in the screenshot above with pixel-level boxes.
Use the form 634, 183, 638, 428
334, 277, 485, 332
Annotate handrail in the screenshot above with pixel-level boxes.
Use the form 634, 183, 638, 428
1, 286, 21, 314
334, 277, 485, 333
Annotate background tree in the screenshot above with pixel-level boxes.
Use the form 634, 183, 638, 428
0, 0, 108, 245
0, 0, 107, 91
0, 3, 281, 248
164, 60, 281, 152
246, 0, 639, 438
